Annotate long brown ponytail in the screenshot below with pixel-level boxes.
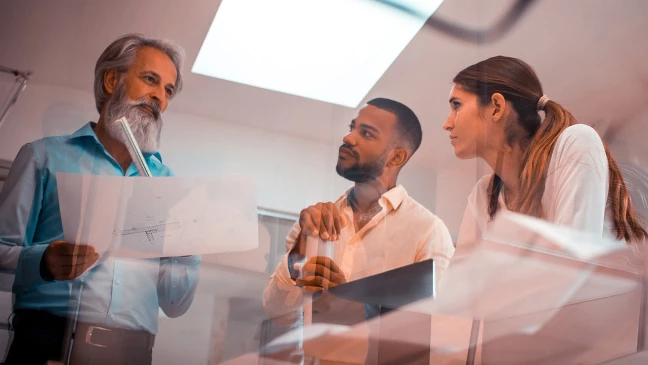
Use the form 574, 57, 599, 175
454, 56, 647, 242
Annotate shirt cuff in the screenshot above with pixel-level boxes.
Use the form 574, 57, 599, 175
16, 244, 50, 287
276, 253, 297, 291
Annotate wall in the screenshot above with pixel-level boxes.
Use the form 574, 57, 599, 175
434, 159, 489, 241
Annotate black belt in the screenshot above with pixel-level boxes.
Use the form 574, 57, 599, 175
75, 321, 155, 350
12, 309, 154, 350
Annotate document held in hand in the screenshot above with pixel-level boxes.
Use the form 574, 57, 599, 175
56, 173, 258, 258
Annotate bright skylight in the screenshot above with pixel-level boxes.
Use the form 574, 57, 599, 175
192, 0, 444, 108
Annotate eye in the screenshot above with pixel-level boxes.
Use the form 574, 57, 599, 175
362, 130, 373, 138
165, 87, 174, 96
348, 124, 355, 131
143, 75, 156, 83
453, 101, 461, 109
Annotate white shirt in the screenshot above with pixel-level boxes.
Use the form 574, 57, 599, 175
263, 185, 455, 318
457, 124, 619, 252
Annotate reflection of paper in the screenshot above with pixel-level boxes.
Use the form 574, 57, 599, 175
57, 173, 258, 258
487, 211, 625, 261
412, 213, 639, 321
405, 212, 642, 361
601, 350, 648, 364
265, 323, 351, 352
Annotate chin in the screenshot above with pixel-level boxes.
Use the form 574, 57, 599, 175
453, 149, 474, 160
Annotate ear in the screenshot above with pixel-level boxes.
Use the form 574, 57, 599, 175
103, 69, 120, 95
387, 147, 409, 169
490, 93, 507, 122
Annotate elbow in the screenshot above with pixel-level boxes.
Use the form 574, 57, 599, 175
160, 291, 196, 318
160, 299, 193, 318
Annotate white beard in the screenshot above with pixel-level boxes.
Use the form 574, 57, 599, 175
103, 80, 163, 153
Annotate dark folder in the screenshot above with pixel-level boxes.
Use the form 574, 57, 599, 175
328, 259, 435, 309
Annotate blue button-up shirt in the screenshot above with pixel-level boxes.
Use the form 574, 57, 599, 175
0, 122, 200, 334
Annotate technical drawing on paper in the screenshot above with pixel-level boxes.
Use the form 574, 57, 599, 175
116, 221, 183, 243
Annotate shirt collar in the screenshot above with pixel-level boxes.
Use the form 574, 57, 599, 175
343, 184, 408, 211
69, 122, 163, 162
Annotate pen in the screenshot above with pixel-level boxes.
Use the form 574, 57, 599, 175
118, 117, 152, 177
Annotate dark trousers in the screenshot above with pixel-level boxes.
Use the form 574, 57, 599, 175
5, 309, 66, 365
5, 309, 153, 365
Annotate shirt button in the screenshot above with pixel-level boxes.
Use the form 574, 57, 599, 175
110, 314, 115, 319
173, 260, 179, 264
348, 246, 353, 251
115, 279, 121, 285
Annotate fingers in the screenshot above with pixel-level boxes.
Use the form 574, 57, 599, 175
46, 241, 100, 281
300, 202, 345, 241
300, 285, 324, 294
301, 262, 331, 278
53, 258, 98, 281
66, 259, 97, 280
296, 275, 343, 290
299, 208, 320, 236
319, 203, 335, 240
63, 255, 99, 267
306, 256, 344, 275
55, 241, 97, 257
300, 258, 346, 286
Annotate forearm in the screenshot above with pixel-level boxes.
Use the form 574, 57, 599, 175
263, 252, 303, 322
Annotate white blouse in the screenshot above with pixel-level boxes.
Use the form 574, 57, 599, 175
457, 124, 619, 249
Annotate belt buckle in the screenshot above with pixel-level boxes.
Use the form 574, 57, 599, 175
85, 325, 111, 348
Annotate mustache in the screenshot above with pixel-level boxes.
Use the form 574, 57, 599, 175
339, 144, 359, 159
126, 98, 161, 121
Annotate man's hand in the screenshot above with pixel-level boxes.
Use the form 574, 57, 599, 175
299, 202, 348, 242
295, 256, 347, 293
42, 241, 99, 281
290, 202, 349, 260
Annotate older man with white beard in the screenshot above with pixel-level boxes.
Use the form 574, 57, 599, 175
0, 34, 200, 365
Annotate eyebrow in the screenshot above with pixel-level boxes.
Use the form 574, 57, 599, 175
449, 97, 459, 104
350, 119, 380, 134
361, 124, 380, 134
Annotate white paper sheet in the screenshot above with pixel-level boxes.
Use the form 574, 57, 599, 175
56, 173, 258, 258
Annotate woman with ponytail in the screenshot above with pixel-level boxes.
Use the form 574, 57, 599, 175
443, 56, 646, 250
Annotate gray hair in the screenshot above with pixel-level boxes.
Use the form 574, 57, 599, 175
94, 33, 185, 113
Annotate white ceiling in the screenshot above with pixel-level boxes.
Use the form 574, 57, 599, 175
1, 0, 647, 169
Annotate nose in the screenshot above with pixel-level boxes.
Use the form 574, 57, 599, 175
442, 114, 454, 132
342, 132, 356, 147
149, 86, 167, 111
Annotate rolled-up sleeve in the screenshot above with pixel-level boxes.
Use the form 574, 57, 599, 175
157, 255, 201, 317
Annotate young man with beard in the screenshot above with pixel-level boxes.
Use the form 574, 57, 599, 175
0, 34, 200, 365
262, 99, 455, 363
